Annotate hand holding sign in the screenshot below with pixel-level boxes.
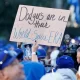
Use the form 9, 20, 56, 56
32, 41, 38, 52
10, 5, 70, 47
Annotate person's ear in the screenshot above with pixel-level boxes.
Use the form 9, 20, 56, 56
0, 70, 9, 80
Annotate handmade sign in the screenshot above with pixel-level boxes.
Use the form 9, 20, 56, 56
10, 5, 70, 46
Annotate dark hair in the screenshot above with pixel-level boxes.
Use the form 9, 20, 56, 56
57, 51, 71, 59
57, 52, 64, 58
17, 52, 23, 62
24, 44, 32, 48
18, 42, 22, 48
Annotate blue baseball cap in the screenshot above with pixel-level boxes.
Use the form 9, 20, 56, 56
0, 50, 17, 70
37, 49, 46, 58
15, 48, 23, 55
56, 55, 74, 68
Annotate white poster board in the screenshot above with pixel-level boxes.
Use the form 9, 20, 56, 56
10, 5, 70, 46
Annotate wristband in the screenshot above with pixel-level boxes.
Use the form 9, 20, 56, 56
32, 52, 36, 55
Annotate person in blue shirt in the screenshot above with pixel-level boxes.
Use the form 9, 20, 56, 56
21, 61, 46, 80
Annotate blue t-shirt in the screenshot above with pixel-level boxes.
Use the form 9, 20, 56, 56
21, 61, 46, 80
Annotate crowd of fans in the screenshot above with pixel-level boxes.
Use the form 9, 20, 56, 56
0, 34, 80, 80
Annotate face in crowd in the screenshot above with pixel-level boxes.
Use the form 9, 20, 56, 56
0, 59, 25, 80
77, 51, 80, 64
77, 47, 80, 64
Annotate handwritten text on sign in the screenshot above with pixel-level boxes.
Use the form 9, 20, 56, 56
10, 5, 70, 46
